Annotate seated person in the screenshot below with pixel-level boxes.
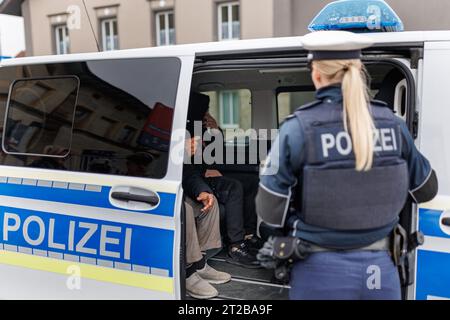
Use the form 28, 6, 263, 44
183, 136, 231, 300
203, 101, 263, 253
187, 92, 261, 268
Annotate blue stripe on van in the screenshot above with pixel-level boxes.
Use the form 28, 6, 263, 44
0, 182, 176, 217
418, 208, 450, 239
416, 250, 450, 300
0, 206, 174, 277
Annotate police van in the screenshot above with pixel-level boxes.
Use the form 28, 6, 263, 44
0, 1, 449, 300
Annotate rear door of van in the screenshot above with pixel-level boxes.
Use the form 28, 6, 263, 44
0, 52, 194, 299
414, 40, 450, 300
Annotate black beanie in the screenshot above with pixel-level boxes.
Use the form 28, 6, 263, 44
187, 92, 210, 136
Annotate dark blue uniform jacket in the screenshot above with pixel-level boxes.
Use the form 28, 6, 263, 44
257, 84, 436, 249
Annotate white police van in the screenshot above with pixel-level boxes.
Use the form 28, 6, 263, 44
0, 0, 449, 300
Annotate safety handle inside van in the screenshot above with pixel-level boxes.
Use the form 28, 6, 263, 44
111, 192, 159, 206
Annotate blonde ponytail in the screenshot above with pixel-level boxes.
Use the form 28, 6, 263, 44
313, 60, 375, 171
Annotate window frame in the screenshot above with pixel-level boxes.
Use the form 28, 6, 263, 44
2, 75, 81, 158
101, 17, 119, 51
217, 1, 240, 41
54, 24, 70, 55
155, 10, 175, 46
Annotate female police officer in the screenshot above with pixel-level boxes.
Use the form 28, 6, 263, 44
256, 31, 438, 300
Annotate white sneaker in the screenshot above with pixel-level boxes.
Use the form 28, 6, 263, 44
197, 264, 232, 285
186, 272, 218, 300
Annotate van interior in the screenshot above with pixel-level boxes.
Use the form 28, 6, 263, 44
185, 50, 415, 300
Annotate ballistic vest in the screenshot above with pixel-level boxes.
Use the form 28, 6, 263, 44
294, 100, 409, 231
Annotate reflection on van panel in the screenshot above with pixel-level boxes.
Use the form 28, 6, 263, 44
0, 58, 181, 179
5, 76, 79, 157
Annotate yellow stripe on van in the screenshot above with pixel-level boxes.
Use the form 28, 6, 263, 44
0, 250, 174, 294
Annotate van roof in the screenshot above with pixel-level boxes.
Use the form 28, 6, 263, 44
2, 30, 450, 67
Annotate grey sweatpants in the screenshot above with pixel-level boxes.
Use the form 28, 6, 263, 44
185, 196, 222, 265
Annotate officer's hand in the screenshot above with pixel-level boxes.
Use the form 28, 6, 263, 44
197, 192, 215, 213
257, 237, 277, 270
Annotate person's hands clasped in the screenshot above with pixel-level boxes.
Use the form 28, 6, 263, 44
197, 192, 215, 213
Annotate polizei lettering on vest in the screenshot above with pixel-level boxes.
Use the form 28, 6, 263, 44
321, 128, 398, 158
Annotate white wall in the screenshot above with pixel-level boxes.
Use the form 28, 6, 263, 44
0, 14, 25, 58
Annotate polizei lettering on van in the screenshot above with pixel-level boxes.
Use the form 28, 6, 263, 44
3, 212, 132, 259
0, 207, 175, 275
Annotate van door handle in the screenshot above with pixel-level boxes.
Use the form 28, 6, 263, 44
111, 192, 159, 206
442, 218, 450, 227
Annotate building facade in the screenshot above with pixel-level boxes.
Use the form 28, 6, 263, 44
2, 0, 450, 57
14, 0, 275, 56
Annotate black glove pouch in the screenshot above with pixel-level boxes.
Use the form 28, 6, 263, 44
273, 237, 310, 261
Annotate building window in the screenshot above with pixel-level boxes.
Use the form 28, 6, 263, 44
218, 2, 240, 41
219, 91, 240, 129
156, 11, 175, 46
202, 89, 251, 143
101, 18, 119, 51
277, 91, 316, 125
54, 25, 70, 55
117, 125, 137, 144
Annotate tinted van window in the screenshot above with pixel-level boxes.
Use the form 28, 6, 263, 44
0, 58, 181, 179
4, 76, 79, 157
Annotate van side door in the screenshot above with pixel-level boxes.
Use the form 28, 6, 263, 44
414, 41, 450, 300
0, 53, 194, 299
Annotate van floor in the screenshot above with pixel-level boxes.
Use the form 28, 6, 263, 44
186, 250, 290, 300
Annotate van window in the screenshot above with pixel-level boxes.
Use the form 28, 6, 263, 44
277, 89, 315, 125
0, 58, 181, 179
202, 89, 252, 143
4, 77, 79, 157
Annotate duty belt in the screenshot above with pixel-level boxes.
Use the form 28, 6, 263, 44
305, 236, 391, 253
272, 236, 391, 262
270, 227, 423, 285
271, 236, 392, 284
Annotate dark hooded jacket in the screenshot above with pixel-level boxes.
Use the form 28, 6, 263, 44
182, 92, 213, 199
